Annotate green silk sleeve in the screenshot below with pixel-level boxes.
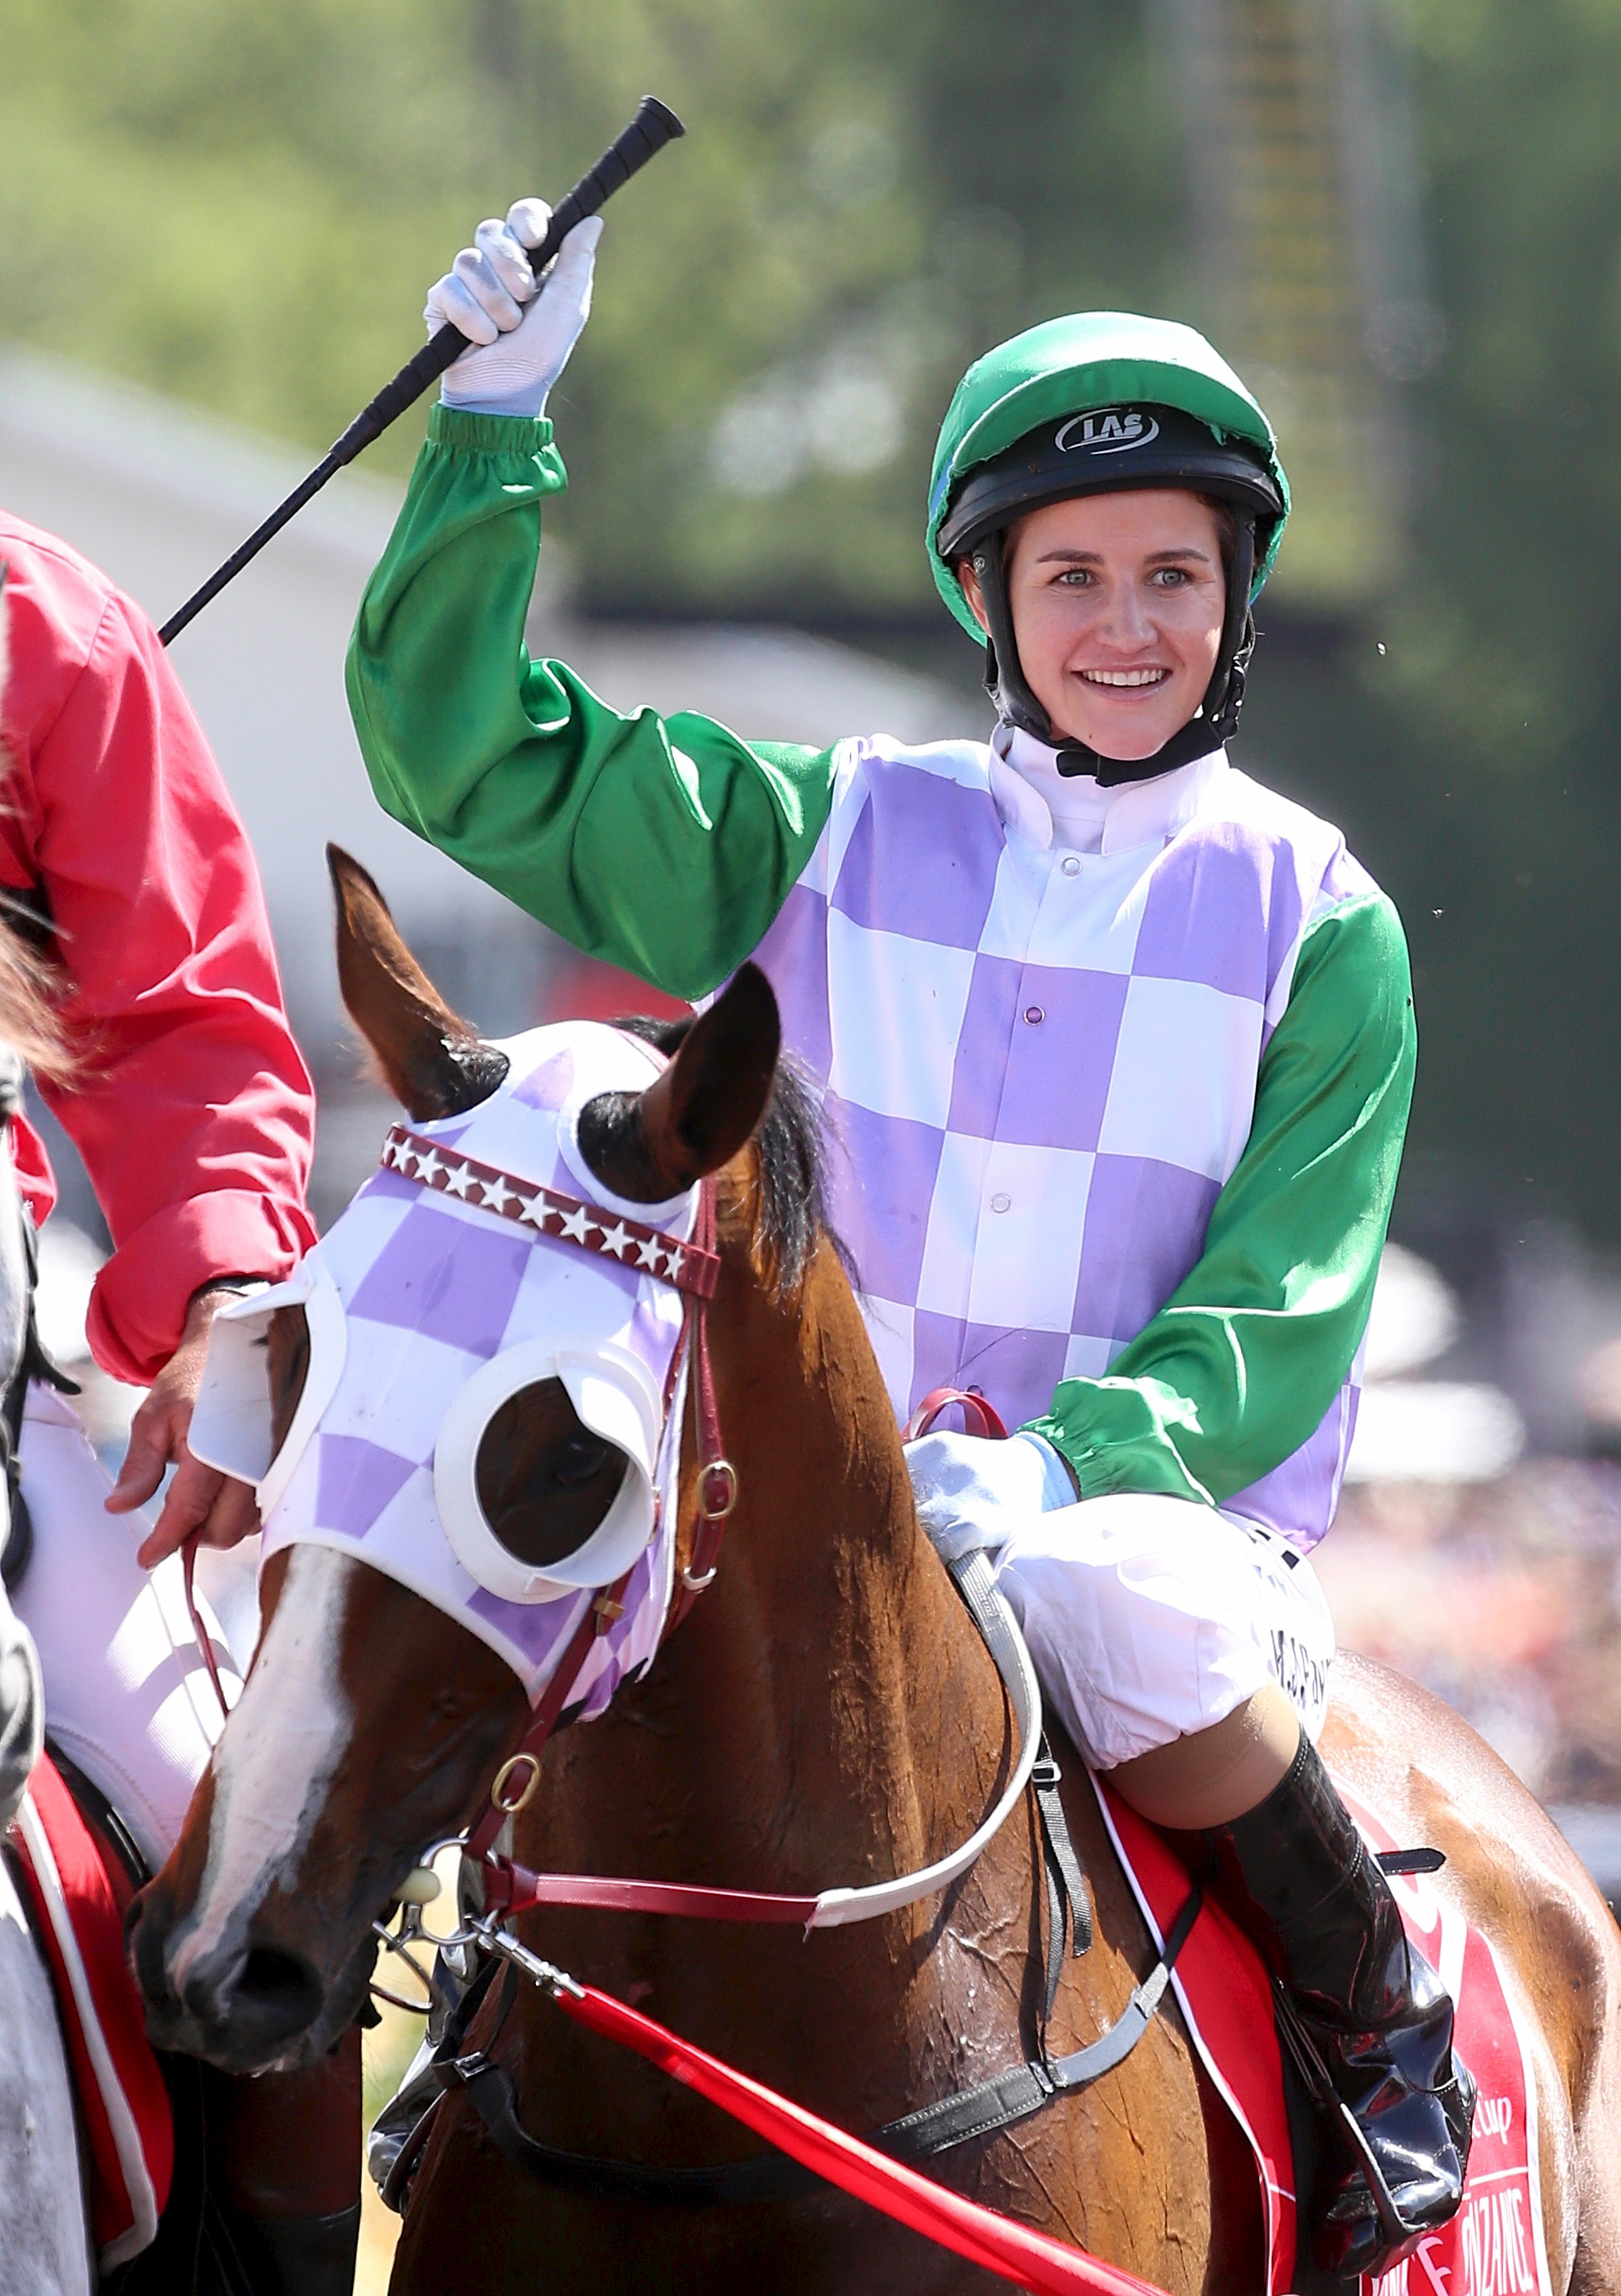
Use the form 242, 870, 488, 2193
346, 406, 838, 1002
1024, 891, 1416, 1507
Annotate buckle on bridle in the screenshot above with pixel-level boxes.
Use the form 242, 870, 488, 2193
698, 1460, 738, 1522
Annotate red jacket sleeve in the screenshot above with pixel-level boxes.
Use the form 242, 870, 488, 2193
0, 518, 316, 1384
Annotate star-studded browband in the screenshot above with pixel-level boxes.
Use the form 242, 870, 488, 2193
381, 1125, 720, 1300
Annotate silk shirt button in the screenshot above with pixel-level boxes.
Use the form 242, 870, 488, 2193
1061, 855, 1081, 877
1024, 1006, 1045, 1025
990, 1193, 1011, 1213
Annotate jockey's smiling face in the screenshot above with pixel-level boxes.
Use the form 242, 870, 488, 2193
960, 489, 1228, 763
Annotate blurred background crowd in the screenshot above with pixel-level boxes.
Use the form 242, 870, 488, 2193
8, 5, 1621, 2278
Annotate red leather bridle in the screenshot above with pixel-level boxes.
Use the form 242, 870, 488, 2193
366, 1123, 739, 1866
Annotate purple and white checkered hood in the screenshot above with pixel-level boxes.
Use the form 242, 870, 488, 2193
213, 1023, 694, 1705
751, 727, 1374, 1550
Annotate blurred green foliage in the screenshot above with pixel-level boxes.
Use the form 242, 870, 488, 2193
0, 0, 1182, 616
3, 0, 1621, 1237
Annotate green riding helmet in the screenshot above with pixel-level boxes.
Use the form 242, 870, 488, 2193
927, 312, 1290, 783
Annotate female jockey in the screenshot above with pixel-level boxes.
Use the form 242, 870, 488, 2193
0, 521, 358, 2293
347, 209, 1473, 2280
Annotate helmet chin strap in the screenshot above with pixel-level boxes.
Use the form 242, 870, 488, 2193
971, 520, 1258, 788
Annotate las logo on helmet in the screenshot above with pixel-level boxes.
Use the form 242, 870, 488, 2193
1053, 408, 1161, 455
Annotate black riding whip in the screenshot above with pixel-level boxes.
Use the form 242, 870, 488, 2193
158, 94, 684, 645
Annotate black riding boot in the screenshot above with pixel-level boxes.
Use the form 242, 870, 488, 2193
1195, 1736, 1474, 2283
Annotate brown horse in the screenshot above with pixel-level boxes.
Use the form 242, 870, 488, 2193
130, 855, 1621, 2294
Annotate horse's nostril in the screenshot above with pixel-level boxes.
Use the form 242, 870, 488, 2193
233, 1946, 323, 2027
184, 1942, 326, 2053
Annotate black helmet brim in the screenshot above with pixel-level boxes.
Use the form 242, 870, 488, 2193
936, 402, 1285, 567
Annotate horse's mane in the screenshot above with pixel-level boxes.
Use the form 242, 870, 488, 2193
614, 1014, 837, 1298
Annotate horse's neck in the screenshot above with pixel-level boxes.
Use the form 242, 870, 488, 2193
543, 1215, 1004, 1886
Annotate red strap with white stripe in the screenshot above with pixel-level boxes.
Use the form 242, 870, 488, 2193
8, 1754, 173, 2268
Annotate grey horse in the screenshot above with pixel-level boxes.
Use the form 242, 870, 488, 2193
0, 1040, 93, 2293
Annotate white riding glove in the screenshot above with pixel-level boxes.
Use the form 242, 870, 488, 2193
904, 1430, 1077, 1563
427, 200, 603, 419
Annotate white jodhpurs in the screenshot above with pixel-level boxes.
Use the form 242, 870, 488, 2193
990, 1492, 1335, 1773
9, 1384, 246, 1871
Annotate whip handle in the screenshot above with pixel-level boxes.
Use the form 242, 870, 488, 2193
159, 94, 684, 643
329, 95, 686, 465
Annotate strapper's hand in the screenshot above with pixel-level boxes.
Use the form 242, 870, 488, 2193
106, 1288, 261, 1568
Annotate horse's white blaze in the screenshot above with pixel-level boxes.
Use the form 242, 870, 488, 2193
167, 1545, 355, 1992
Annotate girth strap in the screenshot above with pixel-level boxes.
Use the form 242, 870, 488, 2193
853, 1872, 1203, 2168
1034, 1748, 1091, 2021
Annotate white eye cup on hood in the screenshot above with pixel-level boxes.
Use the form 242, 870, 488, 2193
188, 1252, 348, 1520
432, 1337, 664, 1605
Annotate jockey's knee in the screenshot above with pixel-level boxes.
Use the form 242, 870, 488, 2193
1107, 1682, 1301, 1829
992, 1490, 1335, 1775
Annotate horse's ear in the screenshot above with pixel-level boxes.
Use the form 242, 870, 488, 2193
579, 964, 780, 1202
639, 964, 781, 1193
328, 845, 509, 1122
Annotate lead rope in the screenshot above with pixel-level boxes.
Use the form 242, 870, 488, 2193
182, 1536, 233, 1727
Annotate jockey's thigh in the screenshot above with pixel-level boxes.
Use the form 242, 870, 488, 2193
991, 1492, 1335, 1773
10, 1383, 243, 1871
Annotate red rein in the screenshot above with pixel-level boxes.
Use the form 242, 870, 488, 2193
553, 1978, 1170, 2296
481, 1855, 818, 1926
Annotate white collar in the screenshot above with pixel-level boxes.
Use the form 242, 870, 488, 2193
988, 722, 1228, 857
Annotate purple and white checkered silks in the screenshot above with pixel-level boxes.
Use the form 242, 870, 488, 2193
254, 1023, 696, 1706
751, 727, 1375, 1551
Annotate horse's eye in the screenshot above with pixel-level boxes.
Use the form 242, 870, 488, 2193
474, 1380, 631, 1571
554, 1436, 612, 1488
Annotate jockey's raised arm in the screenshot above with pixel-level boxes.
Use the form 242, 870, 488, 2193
349, 409, 837, 1004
